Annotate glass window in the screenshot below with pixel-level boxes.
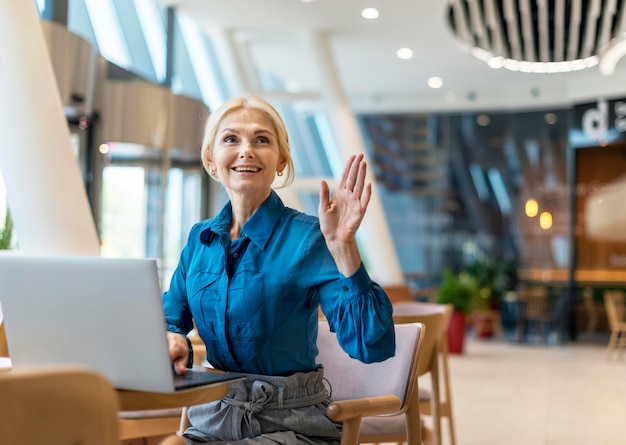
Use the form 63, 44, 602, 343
99, 165, 148, 258
81, 0, 132, 69
174, 12, 228, 109
98, 143, 165, 261
132, 0, 167, 82
162, 166, 203, 288
34, 0, 46, 15
67, 0, 98, 46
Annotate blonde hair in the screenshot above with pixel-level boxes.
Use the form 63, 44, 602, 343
200, 96, 294, 187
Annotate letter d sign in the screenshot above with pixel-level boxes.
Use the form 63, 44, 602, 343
582, 99, 608, 140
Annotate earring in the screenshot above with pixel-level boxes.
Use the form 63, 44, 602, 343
209, 168, 216, 176
277, 170, 283, 176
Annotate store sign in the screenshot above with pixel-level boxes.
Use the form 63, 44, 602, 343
575, 97, 626, 143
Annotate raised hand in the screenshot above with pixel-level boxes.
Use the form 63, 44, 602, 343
318, 154, 371, 276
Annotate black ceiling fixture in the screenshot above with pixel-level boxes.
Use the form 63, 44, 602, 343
446, 0, 626, 73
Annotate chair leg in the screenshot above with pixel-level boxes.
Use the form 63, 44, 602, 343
178, 407, 190, 435
430, 359, 442, 445
606, 331, 618, 359
439, 340, 456, 445
446, 407, 457, 445
405, 404, 422, 445
618, 332, 626, 359
340, 417, 362, 445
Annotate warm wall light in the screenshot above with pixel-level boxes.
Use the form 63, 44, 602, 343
98, 143, 109, 154
525, 198, 538, 217
539, 211, 552, 230
476, 114, 490, 126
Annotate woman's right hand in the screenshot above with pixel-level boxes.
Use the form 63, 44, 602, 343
167, 331, 189, 375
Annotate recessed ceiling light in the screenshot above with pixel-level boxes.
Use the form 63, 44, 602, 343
361, 8, 379, 19
300, 0, 316, 3
396, 48, 413, 60
427, 76, 443, 89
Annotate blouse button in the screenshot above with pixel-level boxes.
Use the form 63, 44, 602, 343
233, 252, 239, 259
342, 285, 348, 291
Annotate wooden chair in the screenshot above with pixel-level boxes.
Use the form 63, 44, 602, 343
318, 320, 425, 445
515, 286, 552, 342
603, 290, 626, 360
169, 321, 425, 445
581, 287, 605, 335
358, 301, 453, 445
0, 366, 120, 445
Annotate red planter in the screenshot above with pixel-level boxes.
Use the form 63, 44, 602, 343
447, 311, 467, 354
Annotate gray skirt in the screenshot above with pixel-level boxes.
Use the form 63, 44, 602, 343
183, 368, 342, 444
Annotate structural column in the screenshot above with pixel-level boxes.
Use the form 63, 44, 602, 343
0, 1, 100, 255
308, 31, 404, 285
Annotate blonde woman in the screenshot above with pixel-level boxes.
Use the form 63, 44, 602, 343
164, 96, 395, 444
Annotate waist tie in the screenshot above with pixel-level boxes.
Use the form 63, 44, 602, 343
222, 372, 330, 438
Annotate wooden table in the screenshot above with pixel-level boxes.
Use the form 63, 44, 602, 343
117, 384, 230, 440
117, 381, 231, 411
116, 370, 242, 440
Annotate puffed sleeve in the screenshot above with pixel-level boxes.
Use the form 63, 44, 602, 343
317, 264, 396, 363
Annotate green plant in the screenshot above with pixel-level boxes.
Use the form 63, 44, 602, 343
0, 210, 13, 250
436, 268, 485, 313
463, 258, 515, 305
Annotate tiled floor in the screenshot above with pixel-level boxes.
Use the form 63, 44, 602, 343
429, 336, 626, 445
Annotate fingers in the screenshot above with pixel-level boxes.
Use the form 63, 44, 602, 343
319, 179, 330, 210
361, 182, 372, 208
340, 153, 367, 191
174, 358, 188, 376
167, 332, 189, 375
353, 157, 367, 197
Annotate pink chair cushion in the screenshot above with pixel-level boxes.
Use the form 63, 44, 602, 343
316, 321, 421, 407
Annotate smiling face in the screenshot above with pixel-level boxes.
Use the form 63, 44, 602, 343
208, 108, 286, 201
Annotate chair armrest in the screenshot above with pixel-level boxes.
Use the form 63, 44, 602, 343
327, 395, 402, 421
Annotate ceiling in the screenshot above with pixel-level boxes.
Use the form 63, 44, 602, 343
160, 0, 626, 114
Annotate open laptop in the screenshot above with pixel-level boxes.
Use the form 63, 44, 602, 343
0, 253, 245, 393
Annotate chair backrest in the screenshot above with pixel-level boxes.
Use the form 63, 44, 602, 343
392, 301, 450, 376
518, 286, 549, 317
604, 289, 625, 328
0, 366, 120, 445
316, 320, 423, 414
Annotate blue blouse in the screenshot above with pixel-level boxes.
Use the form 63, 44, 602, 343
163, 191, 395, 376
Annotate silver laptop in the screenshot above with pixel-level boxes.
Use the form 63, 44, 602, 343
0, 253, 244, 393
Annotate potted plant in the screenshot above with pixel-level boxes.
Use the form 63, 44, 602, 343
0, 209, 12, 250
464, 258, 516, 337
437, 268, 482, 353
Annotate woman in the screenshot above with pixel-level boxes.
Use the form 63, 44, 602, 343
163, 95, 395, 444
